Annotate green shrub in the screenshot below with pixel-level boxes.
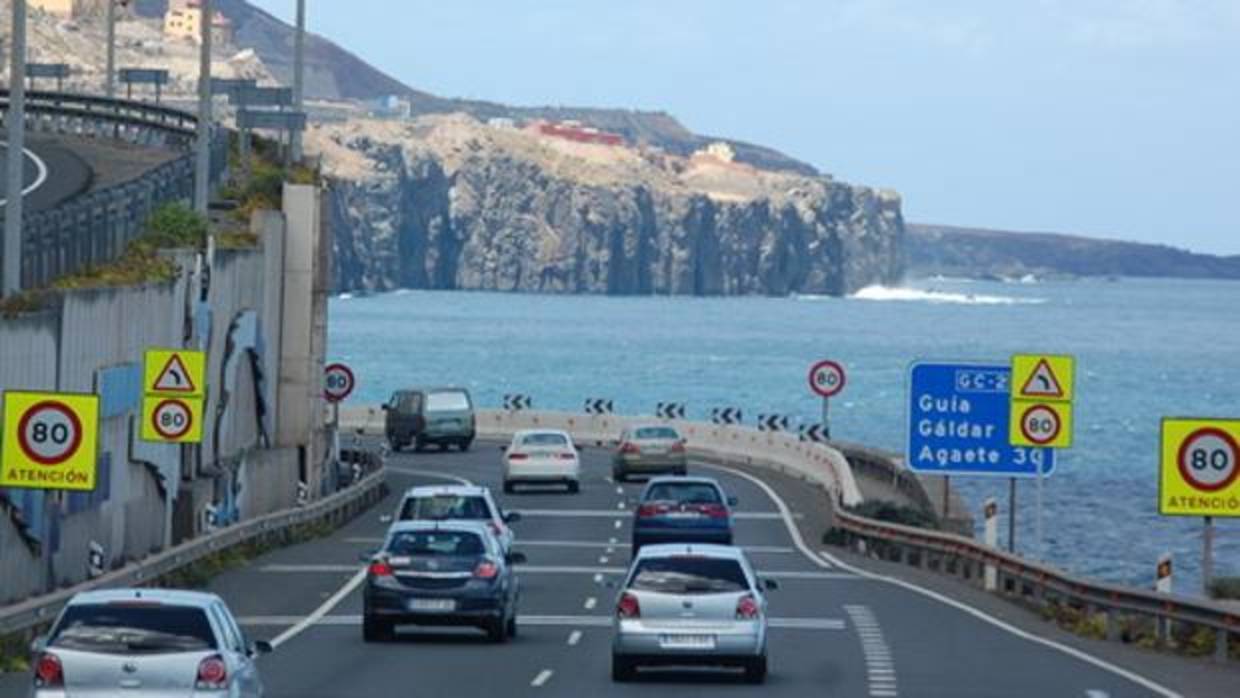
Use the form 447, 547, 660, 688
1207, 576, 1240, 601
847, 501, 937, 529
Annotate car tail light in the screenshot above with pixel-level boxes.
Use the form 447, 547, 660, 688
34, 652, 63, 688
474, 560, 499, 579
736, 594, 760, 619
196, 655, 228, 690
700, 503, 729, 519
636, 503, 667, 518
507, 452, 529, 461
670, 441, 686, 453
556, 452, 576, 460
616, 592, 641, 618
620, 442, 640, 454
368, 560, 393, 577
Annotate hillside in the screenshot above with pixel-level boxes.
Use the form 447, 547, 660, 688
907, 224, 1240, 280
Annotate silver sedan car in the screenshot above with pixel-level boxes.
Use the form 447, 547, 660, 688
611, 543, 776, 683
29, 588, 271, 697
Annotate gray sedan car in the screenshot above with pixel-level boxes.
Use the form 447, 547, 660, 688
611, 424, 688, 481
611, 543, 776, 683
29, 588, 271, 697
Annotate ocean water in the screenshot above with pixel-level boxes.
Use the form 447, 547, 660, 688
328, 277, 1240, 596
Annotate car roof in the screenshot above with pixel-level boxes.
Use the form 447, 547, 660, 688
386, 519, 495, 536
627, 423, 681, 433
402, 484, 491, 498
513, 428, 571, 438
643, 475, 721, 488
68, 588, 222, 608
392, 386, 470, 395
634, 543, 745, 561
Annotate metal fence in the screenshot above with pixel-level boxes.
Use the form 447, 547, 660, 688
0, 90, 228, 289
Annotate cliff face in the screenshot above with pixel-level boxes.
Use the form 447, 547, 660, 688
316, 116, 904, 296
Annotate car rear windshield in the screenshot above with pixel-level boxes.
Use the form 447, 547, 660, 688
400, 495, 493, 521
634, 427, 680, 440
629, 557, 749, 594
644, 482, 722, 504
50, 603, 217, 654
426, 390, 470, 411
521, 432, 569, 447
387, 530, 486, 556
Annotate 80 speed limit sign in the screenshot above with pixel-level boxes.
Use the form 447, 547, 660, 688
324, 363, 355, 403
1, 391, 100, 491
141, 396, 204, 443
1160, 418, 1240, 517
808, 360, 846, 398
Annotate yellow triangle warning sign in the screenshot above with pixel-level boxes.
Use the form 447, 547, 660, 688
153, 354, 196, 393
1020, 358, 1064, 398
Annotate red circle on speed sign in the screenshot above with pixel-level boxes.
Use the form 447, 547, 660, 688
1176, 427, 1239, 493
17, 400, 84, 466
1019, 404, 1061, 445
808, 360, 846, 398
151, 399, 194, 440
323, 363, 355, 403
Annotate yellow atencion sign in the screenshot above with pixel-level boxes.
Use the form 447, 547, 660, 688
1010, 354, 1076, 448
1160, 418, 1240, 517
144, 349, 206, 398
140, 396, 205, 444
1, 391, 100, 491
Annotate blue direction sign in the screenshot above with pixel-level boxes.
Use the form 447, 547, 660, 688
907, 361, 1054, 477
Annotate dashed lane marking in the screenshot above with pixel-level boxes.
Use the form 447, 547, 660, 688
531, 669, 553, 687
567, 630, 583, 646
697, 461, 1183, 698
845, 605, 899, 698
584, 597, 597, 610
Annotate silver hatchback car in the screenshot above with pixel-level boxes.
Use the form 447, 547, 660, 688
29, 588, 271, 697
611, 544, 777, 683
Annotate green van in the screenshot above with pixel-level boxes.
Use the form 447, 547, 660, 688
384, 387, 476, 452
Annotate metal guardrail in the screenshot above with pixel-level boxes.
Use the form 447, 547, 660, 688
833, 510, 1239, 661
0, 449, 385, 639
0, 90, 229, 289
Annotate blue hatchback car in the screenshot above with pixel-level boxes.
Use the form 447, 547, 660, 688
631, 476, 737, 552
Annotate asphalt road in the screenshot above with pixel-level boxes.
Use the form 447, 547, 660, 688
0, 139, 91, 212
181, 443, 1197, 698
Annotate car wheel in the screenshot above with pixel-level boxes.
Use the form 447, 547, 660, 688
612, 470, 625, 483
438, 442, 449, 452
460, 440, 472, 452
503, 481, 515, 494
362, 615, 391, 643
506, 614, 518, 638
611, 654, 636, 682
387, 437, 401, 453
567, 480, 580, 494
413, 438, 426, 453
743, 655, 768, 684
485, 617, 507, 643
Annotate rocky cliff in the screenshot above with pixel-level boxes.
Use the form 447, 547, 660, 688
311, 116, 904, 296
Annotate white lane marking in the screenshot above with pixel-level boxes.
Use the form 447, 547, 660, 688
584, 597, 597, 610
614, 520, 623, 529
567, 630, 583, 646
616, 501, 626, 509
386, 465, 472, 485
514, 508, 785, 519
699, 462, 1184, 698
609, 537, 618, 544
615, 486, 624, 495
599, 556, 609, 564
846, 605, 898, 697
1086, 692, 1110, 698
0, 142, 49, 207
604, 476, 614, 484
237, 613, 848, 630
531, 669, 553, 687
270, 568, 365, 649
270, 466, 469, 649
593, 573, 604, 584
259, 563, 855, 579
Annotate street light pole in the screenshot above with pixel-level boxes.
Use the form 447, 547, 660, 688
105, 0, 117, 98
3, 0, 28, 297
291, 0, 306, 162
194, 0, 213, 215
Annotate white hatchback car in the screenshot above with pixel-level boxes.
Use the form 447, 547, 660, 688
384, 485, 520, 552
502, 429, 582, 493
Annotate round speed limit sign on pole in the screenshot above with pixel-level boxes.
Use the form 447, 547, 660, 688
1160, 419, 1240, 517
1, 391, 100, 491
141, 396, 204, 443
808, 360, 846, 398
324, 363, 355, 403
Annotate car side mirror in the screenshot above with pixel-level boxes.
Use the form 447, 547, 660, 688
249, 640, 274, 656
727, 496, 739, 507
762, 578, 779, 591
506, 552, 528, 565
379, 514, 393, 524
29, 635, 47, 655
503, 511, 522, 524
573, 443, 587, 452
380, 404, 390, 411
499, 445, 508, 452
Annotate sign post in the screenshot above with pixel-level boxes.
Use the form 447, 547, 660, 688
323, 363, 356, 475
907, 361, 1055, 543
983, 497, 998, 591
808, 360, 846, 440
1159, 418, 1240, 594
1010, 354, 1076, 558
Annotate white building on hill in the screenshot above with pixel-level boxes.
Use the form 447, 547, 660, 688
165, 0, 234, 46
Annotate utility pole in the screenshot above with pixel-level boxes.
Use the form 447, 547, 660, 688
105, 0, 117, 98
291, 0, 306, 162
194, 0, 213, 215
3, 0, 27, 297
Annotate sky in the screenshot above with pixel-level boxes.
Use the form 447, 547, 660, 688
250, 0, 1239, 254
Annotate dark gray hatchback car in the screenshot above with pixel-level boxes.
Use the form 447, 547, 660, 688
384, 387, 476, 452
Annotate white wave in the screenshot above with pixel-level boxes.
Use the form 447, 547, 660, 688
849, 285, 1044, 305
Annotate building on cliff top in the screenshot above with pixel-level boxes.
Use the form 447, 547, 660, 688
165, 0, 234, 46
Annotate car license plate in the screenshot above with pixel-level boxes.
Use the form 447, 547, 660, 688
666, 511, 701, 519
659, 634, 715, 650
408, 598, 455, 612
